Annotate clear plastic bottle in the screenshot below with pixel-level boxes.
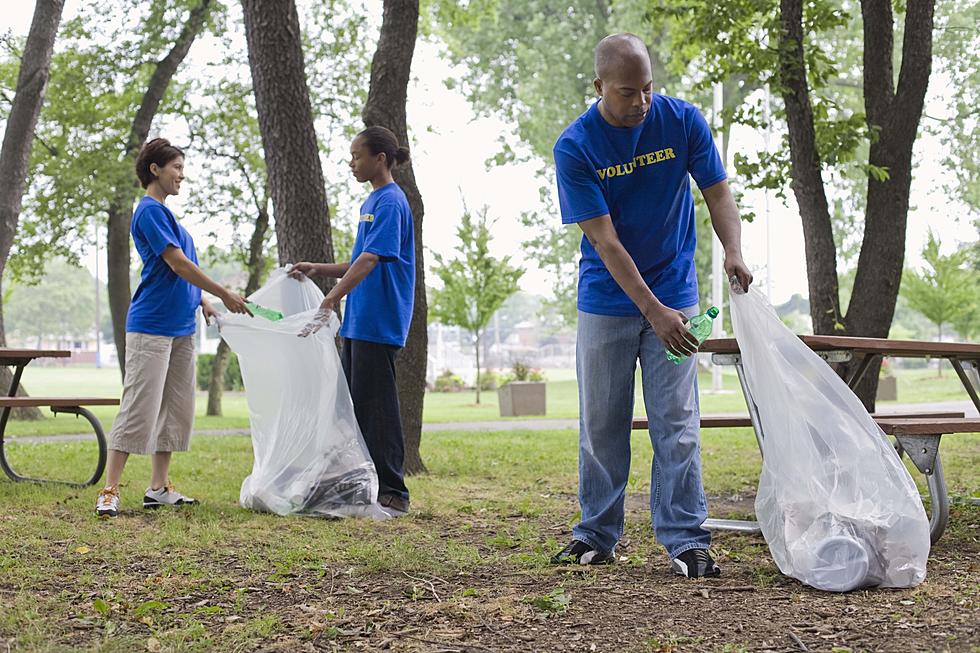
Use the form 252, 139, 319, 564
246, 301, 284, 322
665, 306, 719, 364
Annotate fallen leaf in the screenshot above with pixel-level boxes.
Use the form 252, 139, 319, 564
75, 546, 90, 555
146, 638, 161, 652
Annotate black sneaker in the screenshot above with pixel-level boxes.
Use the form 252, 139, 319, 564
671, 548, 721, 578
378, 493, 410, 517
550, 539, 614, 565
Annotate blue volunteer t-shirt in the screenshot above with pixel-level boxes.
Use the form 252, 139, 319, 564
126, 196, 202, 337
340, 182, 416, 347
554, 94, 727, 316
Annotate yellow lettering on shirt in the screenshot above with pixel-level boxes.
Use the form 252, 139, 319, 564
360, 213, 375, 222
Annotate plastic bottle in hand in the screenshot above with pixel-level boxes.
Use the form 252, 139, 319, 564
665, 306, 719, 364
246, 301, 284, 322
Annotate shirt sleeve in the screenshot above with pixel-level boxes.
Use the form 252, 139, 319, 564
554, 142, 610, 224
136, 205, 181, 256
360, 201, 401, 262
686, 105, 728, 190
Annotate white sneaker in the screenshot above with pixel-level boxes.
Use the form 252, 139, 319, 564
143, 481, 197, 509
96, 486, 120, 518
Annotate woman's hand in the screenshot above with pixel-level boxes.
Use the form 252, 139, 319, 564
220, 289, 253, 316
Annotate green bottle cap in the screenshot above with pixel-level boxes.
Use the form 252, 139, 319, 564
706, 306, 719, 318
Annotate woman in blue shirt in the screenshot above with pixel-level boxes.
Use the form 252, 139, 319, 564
292, 126, 416, 517
95, 138, 252, 518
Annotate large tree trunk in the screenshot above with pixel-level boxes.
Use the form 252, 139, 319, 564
778, 0, 934, 410
106, 0, 212, 380
363, 0, 428, 475
241, 0, 335, 288
0, 0, 65, 421
777, 0, 842, 337
844, 0, 935, 409
207, 202, 269, 416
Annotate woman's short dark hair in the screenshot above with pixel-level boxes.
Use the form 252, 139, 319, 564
135, 138, 184, 188
356, 126, 410, 169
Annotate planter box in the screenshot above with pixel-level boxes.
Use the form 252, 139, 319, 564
498, 381, 546, 416
876, 375, 898, 401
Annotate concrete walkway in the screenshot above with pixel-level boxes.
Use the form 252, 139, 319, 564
5, 400, 975, 445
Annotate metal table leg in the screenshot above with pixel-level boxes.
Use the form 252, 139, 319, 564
950, 358, 980, 415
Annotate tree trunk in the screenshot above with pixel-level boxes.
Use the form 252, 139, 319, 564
778, 0, 934, 410
0, 0, 65, 421
777, 0, 842, 337
844, 0, 935, 409
474, 331, 481, 405
206, 202, 269, 416
106, 0, 212, 380
363, 0, 427, 475
241, 0, 335, 290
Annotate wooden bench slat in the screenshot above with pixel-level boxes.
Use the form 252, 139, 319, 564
874, 418, 980, 436
631, 411, 969, 431
0, 397, 119, 408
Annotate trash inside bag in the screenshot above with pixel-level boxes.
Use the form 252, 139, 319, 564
219, 268, 386, 519
729, 286, 929, 592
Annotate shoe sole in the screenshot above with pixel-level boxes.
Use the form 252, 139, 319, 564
143, 499, 196, 509
96, 510, 118, 518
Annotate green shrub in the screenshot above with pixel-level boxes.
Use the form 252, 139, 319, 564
501, 360, 546, 385
433, 369, 466, 393
478, 369, 501, 391
197, 352, 244, 391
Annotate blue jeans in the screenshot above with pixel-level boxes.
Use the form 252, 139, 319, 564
572, 308, 711, 559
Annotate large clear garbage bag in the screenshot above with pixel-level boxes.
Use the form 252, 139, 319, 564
218, 268, 385, 519
729, 286, 929, 592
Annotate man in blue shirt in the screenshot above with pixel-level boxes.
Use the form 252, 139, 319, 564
550, 33, 753, 577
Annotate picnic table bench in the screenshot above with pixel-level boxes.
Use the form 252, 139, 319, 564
631, 335, 980, 544
0, 349, 119, 487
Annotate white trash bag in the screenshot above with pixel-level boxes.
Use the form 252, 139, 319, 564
729, 285, 929, 592
218, 268, 385, 519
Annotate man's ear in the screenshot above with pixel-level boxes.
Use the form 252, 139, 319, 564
593, 78, 603, 97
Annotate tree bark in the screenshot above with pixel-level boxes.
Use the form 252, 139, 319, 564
0, 0, 65, 421
777, 0, 842, 337
844, 0, 935, 408
474, 332, 481, 404
363, 0, 428, 475
778, 0, 934, 410
240, 0, 335, 288
106, 0, 212, 380
206, 202, 269, 416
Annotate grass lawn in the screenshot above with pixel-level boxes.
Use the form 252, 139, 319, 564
7, 365, 970, 436
0, 427, 977, 651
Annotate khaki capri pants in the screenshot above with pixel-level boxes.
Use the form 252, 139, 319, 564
108, 332, 196, 455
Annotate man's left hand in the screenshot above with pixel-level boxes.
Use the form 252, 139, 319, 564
724, 252, 753, 294
202, 302, 220, 327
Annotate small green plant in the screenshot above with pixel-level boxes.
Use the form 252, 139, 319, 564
433, 369, 466, 393
478, 369, 500, 391
523, 588, 570, 613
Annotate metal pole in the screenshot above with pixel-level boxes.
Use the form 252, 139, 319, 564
710, 82, 724, 392
94, 218, 102, 369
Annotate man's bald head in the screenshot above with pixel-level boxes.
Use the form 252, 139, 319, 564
594, 33, 651, 82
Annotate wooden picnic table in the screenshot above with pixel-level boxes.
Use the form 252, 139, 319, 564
693, 335, 980, 543
0, 348, 119, 487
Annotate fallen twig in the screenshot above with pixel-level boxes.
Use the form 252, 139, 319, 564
787, 631, 808, 651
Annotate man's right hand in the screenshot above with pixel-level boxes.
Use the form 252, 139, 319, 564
645, 304, 699, 358
221, 290, 253, 316
289, 262, 317, 279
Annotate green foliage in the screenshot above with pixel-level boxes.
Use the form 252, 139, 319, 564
430, 205, 524, 402
433, 369, 466, 393
932, 0, 980, 214
901, 231, 979, 339
196, 352, 243, 391
429, 206, 525, 339
0, 0, 217, 283
4, 259, 105, 344
477, 369, 501, 391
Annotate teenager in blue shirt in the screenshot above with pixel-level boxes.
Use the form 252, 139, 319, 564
549, 34, 753, 577
292, 126, 416, 517
96, 138, 252, 518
